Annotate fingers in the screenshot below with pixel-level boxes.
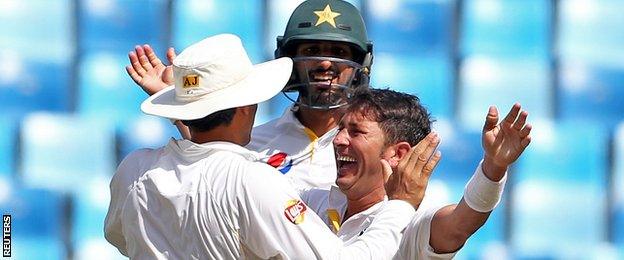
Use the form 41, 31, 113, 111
521, 136, 532, 148
125, 65, 142, 84
411, 133, 440, 175
502, 103, 521, 127
483, 106, 499, 132
422, 151, 441, 179
400, 132, 433, 171
520, 124, 532, 149
128, 51, 147, 76
166, 47, 177, 64
135, 45, 154, 71
512, 110, 529, 131
380, 159, 393, 183
144, 44, 163, 68
519, 123, 532, 138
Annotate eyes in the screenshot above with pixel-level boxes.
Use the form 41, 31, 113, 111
297, 45, 352, 59
337, 125, 367, 137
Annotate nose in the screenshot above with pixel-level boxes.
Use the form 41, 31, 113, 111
317, 59, 333, 70
333, 128, 349, 147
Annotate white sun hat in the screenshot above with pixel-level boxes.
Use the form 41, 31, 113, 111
141, 34, 293, 120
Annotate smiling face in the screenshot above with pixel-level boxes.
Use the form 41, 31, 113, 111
333, 109, 394, 197
286, 41, 362, 109
331, 88, 434, 199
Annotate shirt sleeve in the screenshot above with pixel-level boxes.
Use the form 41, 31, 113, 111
104, 149, 152, 257
238, 163, 417, 259
393, 206, 457, 260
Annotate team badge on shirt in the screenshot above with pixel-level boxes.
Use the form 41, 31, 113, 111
267, 152, 293, 174
284, 199, 307, 224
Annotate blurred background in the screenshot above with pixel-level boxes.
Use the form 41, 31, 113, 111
0, 0, 623, 259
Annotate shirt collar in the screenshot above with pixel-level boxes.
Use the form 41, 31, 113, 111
275, 106, 339, 147
167, 138, 260, 162
328, 185, 388, 222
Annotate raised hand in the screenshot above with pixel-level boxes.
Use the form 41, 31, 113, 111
382, 132, 441, 209
481, 103, 532, 179
126, 44, 177, 95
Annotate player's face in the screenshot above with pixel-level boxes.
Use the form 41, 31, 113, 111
293, 42, 357, 107
333, 110, 393, 196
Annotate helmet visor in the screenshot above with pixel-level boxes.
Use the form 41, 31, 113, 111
283, 56, 364, 109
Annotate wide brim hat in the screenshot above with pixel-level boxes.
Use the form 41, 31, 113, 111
141, 34, 293, 120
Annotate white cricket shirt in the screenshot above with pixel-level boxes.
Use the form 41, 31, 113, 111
302, 186, 457, 260
248, 107, 338, 191
105, 139, 416, 259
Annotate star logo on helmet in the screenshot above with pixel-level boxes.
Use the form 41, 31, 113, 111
314, 4, 341, 28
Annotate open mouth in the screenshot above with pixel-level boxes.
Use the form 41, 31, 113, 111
336, 154, 357, 176
310, 71, 336, 85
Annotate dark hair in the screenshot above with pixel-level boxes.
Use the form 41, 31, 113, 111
347, 88, 433, 146
181, 108, 237, 132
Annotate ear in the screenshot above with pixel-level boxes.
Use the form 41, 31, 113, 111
238, 104, 257, 116
383, 141, 411, 167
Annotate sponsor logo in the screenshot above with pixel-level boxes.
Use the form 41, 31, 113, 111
284, 200, 306, 224
267, 152, 293, 174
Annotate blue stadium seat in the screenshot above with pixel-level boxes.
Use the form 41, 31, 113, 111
0, 0, 73, 61
0, 117, 17, 177
266, 93, 298, 123
461, 0, 552, 58
614, 122, 624, 250
557, 61, 624, 128
511, 120, 608, 259
117, 115, 181, 160
559, 0, 624, 65
430, 120, 506, 259
78, 0, 168, 52
173, 0, 264, 62
371, 53, 454, 119
458, 57, 552, 131
0, 177, 67, 259
366, 0, 454, 55
21, 113, 116, 193
71, 177, 126, 260
77, 52, 147, 123
265, 0, 361, 58
0, 53, 71, 118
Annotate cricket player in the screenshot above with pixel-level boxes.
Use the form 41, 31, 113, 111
300, 88, 532, 259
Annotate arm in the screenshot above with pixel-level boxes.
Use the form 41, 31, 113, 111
125, 45, 191, 139
429, 103, 532, 253
104, 149, 154, 256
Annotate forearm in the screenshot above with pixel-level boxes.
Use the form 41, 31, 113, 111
429, 161, 507, 253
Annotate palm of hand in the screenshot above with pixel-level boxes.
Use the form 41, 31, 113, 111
126, 45, 176, 96
483, 123, 523, 166
140, 63, 172, 94
482, 104, 532, 168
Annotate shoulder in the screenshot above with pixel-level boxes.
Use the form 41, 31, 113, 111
112, 148, 161, 190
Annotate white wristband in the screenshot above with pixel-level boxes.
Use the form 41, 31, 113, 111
463, 161, 507, 213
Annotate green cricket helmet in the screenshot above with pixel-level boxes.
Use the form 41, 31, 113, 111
275, 0, 373, 110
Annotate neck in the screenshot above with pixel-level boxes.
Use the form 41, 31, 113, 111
189, 125, 247, 146
343, 185, 385, 221
296, 106, 344, 137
